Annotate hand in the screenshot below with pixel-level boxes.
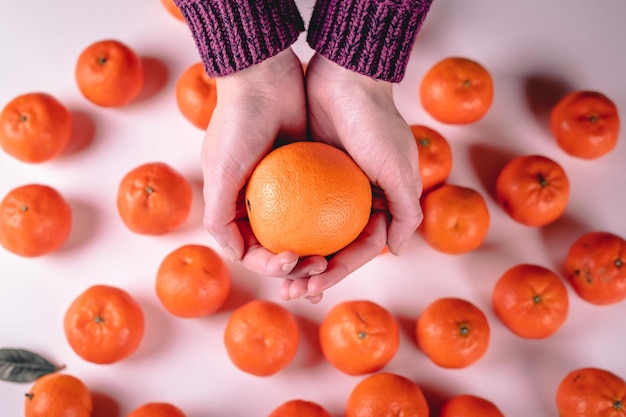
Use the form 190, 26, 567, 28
279, 53, 424, 303
201, 48, 328, 279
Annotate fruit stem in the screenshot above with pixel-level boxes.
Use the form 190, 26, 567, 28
25, 393, 34, 400
20, 205, 28, 212
98, 56, 107, 65
419, 138, 430, 147
588, 114, 599, 123
145, 186, 154, 194
459, 324, 469, 336
614, 400, 622, 410
358, 330, 367, 339
20, 114, 28, 122
94, 315, 104, 324
533, 294, 541, 304
463, 79, 471, 88
537, 173, 548, 188
615, 258, 623, 268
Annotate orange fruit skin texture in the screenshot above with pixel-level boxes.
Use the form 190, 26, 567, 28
156, 244, 231, 318
127, 402, 187, 417
492, 264, 569, 339
223, 299, 300, 377
419, 56, 494, 125
117, 162, 193, 235
175, 62, 217, 130
439, 394, 505, 417
410, 124, 453, 193
319, 299, 400, 376
161, 0, 185, 22
556, 367, 626, 417
418, 184, 490, 255
0, 92, 72, 163
495, 154, 570, 227
345, 372, 429, 417
0, 184, 72, 257
245, 141, 372, 257
75, 39, 144, 107
63, 284, 145, 365
416, 297, 490, 369
268, 399, 332, 417
24, 373, 92, 417
564, 231, 626, 305
550, 90, 620, 159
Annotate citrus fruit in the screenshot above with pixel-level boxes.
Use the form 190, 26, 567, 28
161, 0, 185, 22
63, 284, 145, 364
223, 299, 300, 376
550, 90, 620, 159
492, 263, 569, 339
556, 367, 626, 417
268, 399, 332, 417
564, 231, 626, 305
418, 183, 490, 254
416, 297, 490, 369
410, 124, 453, 192
319, 299, 399, 375
117, 161, 193, 235
245, 141, 372, 257
0, 92, 72, 163
175, 62, 217, 130
24, 373, 92, 417
0, 184, 72, 257
156, 244, 231, 318
419, 56, 494, 124
439, 394, 505, 417
75, 39, 144, 107
495, 154, 570, 227
127, 402, 186, 417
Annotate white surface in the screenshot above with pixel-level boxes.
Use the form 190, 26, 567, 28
1, 1, 625, 416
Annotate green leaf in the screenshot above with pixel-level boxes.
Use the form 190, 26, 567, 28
0, 348, 63, 383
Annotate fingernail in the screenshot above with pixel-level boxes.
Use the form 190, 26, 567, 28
281, 259, 298, 273
224, 247, 238, 262
308, 266, 326, 276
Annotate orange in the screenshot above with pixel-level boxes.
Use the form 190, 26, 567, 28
564, 231, 626, 305
556, 367, 626, 417
24, 373, 92, 417
161, 0, 185, 22
175, 62, 217, 130
439, 394, 505, 417
127, 402, 186, 417
117, 161, 193, 235
410, 124, 453, 192
75, 39, 144, 107
345, 372, 429, 417
319, 299, 399, 375
0, 184, 72, 257
419, 56, 494, 124
418, 183, 490, 254
245, 141, 372, 257
63, 284, 145, 364
550, 90, 620, 159
495, 154, 570, 227
0, 92, 72, 163
416, 297, 490, 369
268, 399, 332, 417
223, 299, 300, 376
492, 263, 569, 339
156, 244, 231, 318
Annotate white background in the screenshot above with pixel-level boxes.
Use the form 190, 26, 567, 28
1, 1, 625, 416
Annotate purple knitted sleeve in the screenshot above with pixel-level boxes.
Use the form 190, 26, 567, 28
307, 0, 433, 82
173, 0, 305, 77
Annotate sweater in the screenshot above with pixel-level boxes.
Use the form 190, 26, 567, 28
173, 0, 433, 82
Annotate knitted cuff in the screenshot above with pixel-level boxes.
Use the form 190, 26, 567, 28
174, 0, 305, 77
307, 0, 433, 82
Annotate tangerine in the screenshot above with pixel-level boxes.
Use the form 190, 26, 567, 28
175, 62, 217, 130
24, 373, 92, 417
268, 399, 332, 417
556, 367, 626, 417
439, 394, 505, 417
410, 124, 453, 192
161, 0, 185, 22
127, 402, 186, 417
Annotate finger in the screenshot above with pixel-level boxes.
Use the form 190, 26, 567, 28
281, 256, 328, 279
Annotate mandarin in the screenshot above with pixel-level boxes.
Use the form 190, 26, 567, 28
556, 367, 626, 417
161, 0, 185, 22
439, 394, 505, 417
127, 402, 186, 417
410, 124, 453, 192
268, 399, 332, 417
24, 373, 92, 417
175, 62, 217, 130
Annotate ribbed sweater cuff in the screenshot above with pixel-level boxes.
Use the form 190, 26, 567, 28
174, 0, 305, 77
307, 0, 433, 82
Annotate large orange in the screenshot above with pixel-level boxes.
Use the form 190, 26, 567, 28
63, 284, 145, 364
127, 402, 186, 417
156, 244, 231, 318
24, 373, 92, 417
175, 62, 217, 130
345, 372, 429, 417
410, 124, 453, 192
416, 297, 490, 369
0, 184, 72, 257
223, 299, 300, 377
245, 141, 372, 257
564, 231, 626, 305
439, 394, 505, 417
268, 399, 332, 417
319, 299, 399, 375
550, 90, 620, 159
420, 56, 494, 124
161, 0, 185, 22
556, 367, 626, 417
75, 39, 144, 107
418, 183, 490, 254
0, 92, 72, 163
492, 264, 569, 339
495, 154, 570, 227
117, 161, 193, 235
